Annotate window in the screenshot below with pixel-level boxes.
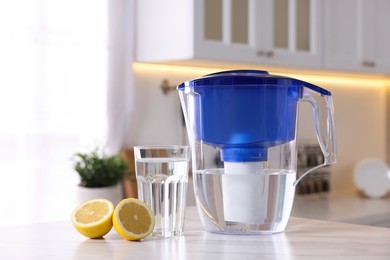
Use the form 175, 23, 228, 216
0, 0, 132, 226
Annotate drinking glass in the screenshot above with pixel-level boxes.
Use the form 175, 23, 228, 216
134, 145, 190, 237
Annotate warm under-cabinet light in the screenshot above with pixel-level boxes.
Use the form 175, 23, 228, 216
133, 62, 225, 76
133, 62, 390, 89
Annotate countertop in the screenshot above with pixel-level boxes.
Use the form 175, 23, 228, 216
292, 193, 390, 227
1, 207, 390, 259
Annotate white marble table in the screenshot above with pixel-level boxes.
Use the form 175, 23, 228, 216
1, 207, 390, 259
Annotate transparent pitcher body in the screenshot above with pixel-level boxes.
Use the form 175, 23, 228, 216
189, 141, 298, 234
177, 70, 336, 235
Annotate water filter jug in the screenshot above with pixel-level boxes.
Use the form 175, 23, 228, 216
177, 70, 336, 234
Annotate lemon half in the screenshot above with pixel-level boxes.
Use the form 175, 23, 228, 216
113, 198, 155, 240
71, 198, 114, 238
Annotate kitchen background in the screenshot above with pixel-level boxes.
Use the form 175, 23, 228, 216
1, 0, 390, 226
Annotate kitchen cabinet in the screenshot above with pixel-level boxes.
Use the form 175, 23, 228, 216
136, 0, 322, 69
324, 0, 390, 74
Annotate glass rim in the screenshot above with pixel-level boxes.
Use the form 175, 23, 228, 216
134, 145, 189, 150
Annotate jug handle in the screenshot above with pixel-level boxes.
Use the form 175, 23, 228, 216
294, 87, 337, 186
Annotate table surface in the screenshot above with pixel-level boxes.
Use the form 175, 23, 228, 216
1, 207, 390, 259
292, 194, 390, 225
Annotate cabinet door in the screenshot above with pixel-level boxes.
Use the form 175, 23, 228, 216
194, 0, 258, 62
136, 0, 195, 62
324, 0, 362, 71
325, 0, 390, 73
362, 0, 390, 73
258, 0, 322, 68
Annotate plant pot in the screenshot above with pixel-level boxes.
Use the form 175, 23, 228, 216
76, 183, 123, 206
120, 149, 138, 198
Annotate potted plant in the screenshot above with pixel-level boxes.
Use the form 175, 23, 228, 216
73, 147, 128, 205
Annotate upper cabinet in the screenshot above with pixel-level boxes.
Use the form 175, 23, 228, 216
136, 0, 322, 69
324, 0, 390, 74
137, 0, 390, 75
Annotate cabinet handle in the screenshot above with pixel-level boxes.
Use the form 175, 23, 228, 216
256, 50, 274, 58
362, 61, 376, 67
257, 50, 265, 56
265, 51, 274, 57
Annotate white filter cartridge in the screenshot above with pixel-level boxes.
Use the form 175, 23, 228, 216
222, 161, 267, 224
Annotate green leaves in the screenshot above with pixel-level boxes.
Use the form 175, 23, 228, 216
73, 148, 128, 188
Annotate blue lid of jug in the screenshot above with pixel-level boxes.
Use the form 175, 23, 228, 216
177, 70, 333, 163
178, 70, 331, 96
